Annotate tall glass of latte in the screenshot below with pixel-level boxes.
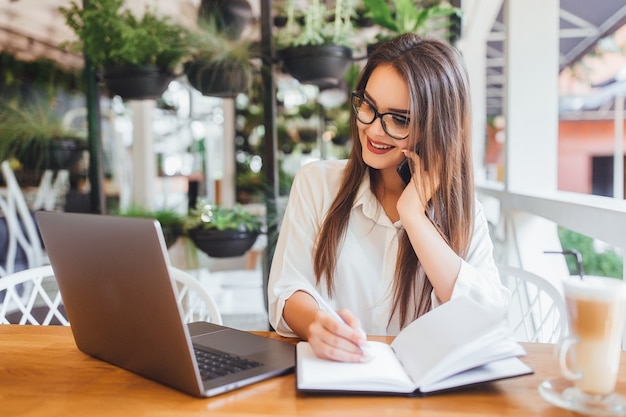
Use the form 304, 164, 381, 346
559, 276, 626, 402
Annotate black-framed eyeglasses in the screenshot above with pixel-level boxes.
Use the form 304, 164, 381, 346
351, 91, 410, 140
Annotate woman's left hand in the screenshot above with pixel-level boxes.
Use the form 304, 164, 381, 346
397, 149, 439, 218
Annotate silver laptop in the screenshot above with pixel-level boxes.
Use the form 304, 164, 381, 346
35, 211, 295, 398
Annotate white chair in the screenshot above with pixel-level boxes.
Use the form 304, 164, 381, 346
0, 160, 47, 274
170, 267, 223, 325
0, 265, 222, 326
497, 264, 568, 343
0, 265, 67, 325
32, 169, 70, 211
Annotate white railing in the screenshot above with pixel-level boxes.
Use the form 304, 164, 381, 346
476, 182, 626, 348
477, 183, 626, 269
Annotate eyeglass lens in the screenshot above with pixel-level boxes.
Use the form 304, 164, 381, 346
352, 93, 410, 140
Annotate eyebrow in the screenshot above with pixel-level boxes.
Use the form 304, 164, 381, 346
363, 90, 410, 115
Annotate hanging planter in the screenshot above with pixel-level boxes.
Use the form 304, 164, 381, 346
274, 0, 357, 87
183, 201, 263, 258
297, 127, 318, 143
8, 139, 86, 172
184, 59, 248, 98
102, 66, 175, 100
331, 133, 350, 146
46, 139, 87, 170
198, 0, 254, 40
60, 0, 189, 101
188, 229, 259, 258
1, 138, 86, 188
184, 15, 255, 98
0, 100, 87, 186
280, 45, 353, 87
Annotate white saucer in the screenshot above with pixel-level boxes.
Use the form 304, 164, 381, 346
539, 378, 626, 416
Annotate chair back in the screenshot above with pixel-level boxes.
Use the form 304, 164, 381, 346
0, 265, 68, 325
497, 264, 567, 343
0, 265, 223, 326
0, 161, 46, 274
170, 267, 223, 325
32, 169, 70, 211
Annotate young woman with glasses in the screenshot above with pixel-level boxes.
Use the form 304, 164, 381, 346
268, 34, 508, 362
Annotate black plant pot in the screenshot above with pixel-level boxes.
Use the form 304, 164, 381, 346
188, 229, 259, 258
199, 0, 253, 39
355, 8, 374, 28
280, 45, 353, 87
18, 138, 87, 173
332, 134, 350, 146
298, 128, 318, 143
273, 15, 288, 28
102, 66, 174, 100
184, 60, 248, 98
47, 139, 87, 170
367, 42, 384, 57
280, 142, 295, 155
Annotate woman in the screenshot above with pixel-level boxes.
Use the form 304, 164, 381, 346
268, 34, 509, 363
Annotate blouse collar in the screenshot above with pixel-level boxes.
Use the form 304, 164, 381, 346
352, 172, 402, 229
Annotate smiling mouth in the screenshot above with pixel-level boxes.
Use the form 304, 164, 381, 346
370, 140, 392, 150
367, 137, 394, 154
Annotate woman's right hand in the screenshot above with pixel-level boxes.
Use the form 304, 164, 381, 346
306, 308, 371, 363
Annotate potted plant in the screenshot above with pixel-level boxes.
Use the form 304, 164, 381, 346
60, 0, 190, 100
362, 0, 462, 54
0, 53, 84, 99
277, 120, 295, 155
236, 168, 264, 204
274, 0, 357, 87
184, 201, 263, 258
198, 0, 255, 40
118, 207, 185, 248
235, 151, 265, 204
326, 105, 351, 146
183, 18, 256, 98
0, 100, 87, 182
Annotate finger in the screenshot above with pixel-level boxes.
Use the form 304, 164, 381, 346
336, 311, 375, 362
309, 333, 369, 363
308, 314, 368, 362
336, 309, 367, 343
401, 148, 419, 161
316, 312, 364, 352
400, 149, 440, 203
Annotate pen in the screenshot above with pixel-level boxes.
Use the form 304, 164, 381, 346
311, 291, 373, 359
314, 293, 350, 325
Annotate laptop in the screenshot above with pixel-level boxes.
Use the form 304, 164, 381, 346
35, 211, 295, 398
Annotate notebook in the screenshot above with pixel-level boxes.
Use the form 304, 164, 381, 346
35, 211, 295, 398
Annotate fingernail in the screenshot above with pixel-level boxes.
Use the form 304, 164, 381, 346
359, 348, 374, 363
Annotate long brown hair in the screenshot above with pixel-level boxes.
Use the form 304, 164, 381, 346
313, 34, 474, 329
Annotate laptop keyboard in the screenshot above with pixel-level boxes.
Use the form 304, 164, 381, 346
194, 346, 263, 380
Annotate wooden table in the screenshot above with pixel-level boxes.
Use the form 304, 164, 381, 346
1, 325, 625, 417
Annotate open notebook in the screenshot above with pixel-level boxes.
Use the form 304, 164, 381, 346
296, 296, 532, 396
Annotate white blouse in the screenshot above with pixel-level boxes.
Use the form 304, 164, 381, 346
268, 160, 509, 337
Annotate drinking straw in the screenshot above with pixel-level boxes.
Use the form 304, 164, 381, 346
544, 249, 584, 279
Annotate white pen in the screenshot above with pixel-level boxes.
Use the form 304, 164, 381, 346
311, 291, 374, 360
314, 293, 349, 325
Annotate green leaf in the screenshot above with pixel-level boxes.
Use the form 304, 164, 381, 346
362, 0, 398, 32
184, 201, 263, 233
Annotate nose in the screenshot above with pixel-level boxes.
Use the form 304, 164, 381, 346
366, 114, 387, 137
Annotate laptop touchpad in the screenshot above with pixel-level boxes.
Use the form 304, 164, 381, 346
192, 330, 269, 357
